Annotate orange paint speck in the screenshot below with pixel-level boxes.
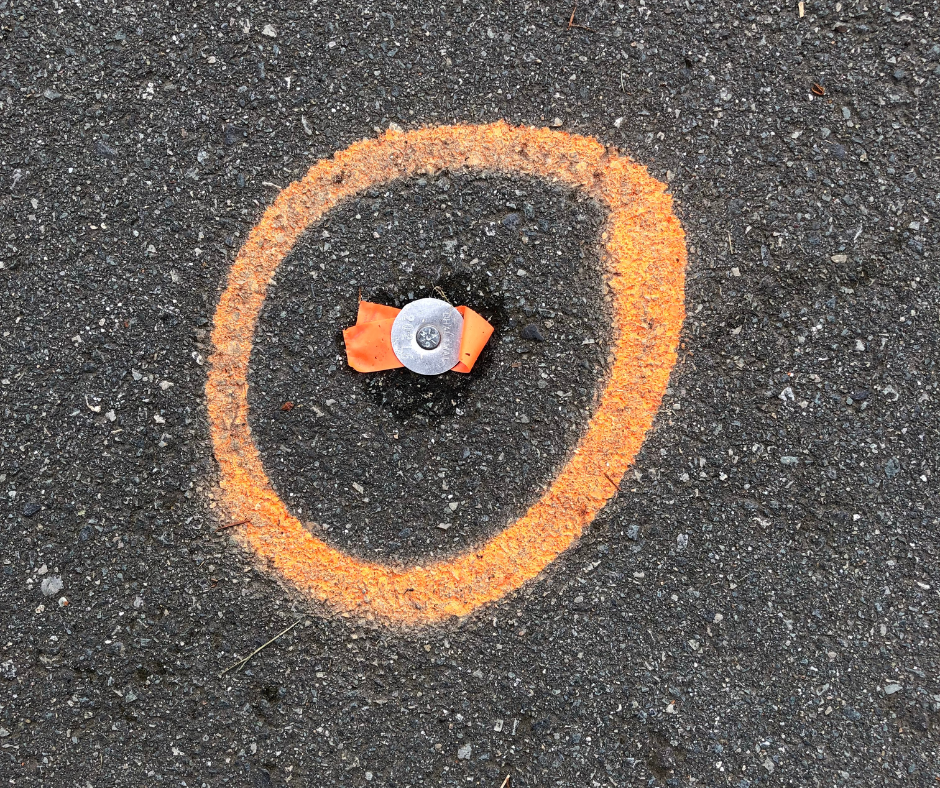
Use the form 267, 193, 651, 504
206, 122, 686, 625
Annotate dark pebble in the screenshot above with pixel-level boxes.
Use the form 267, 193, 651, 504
521, 324, 546, 341
252, 769, 273, 788
22, 502, 41, 518
224, 124, 248, 146
93, 139, 118, 158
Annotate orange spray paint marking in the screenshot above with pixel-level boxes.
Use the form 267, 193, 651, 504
206, 123, 686, 625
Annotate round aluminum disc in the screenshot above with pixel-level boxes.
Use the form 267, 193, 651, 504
390, 298, 464, 376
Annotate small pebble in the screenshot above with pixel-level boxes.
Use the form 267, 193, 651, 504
520, 324, 545, 342
40, 576, 63, 597
93, 140, 117, 158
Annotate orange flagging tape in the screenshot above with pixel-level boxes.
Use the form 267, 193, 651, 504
453, 305, 495, 373
342, 301, 494, 374
206, 122, 686, 626
342, 301, 403, 372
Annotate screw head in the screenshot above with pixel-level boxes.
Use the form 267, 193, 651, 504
416, 325, 441, 350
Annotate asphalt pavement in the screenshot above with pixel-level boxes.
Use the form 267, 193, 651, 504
1, 0, 938, 786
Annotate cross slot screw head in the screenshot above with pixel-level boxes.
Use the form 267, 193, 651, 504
416, 325, 442, 350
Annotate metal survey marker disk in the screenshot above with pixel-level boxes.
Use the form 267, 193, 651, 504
390, 297, 464, 375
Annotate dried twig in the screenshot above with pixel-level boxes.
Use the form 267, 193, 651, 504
603, 473, 620, 492
567, 1, 594, 31
216, 519, 250, 532
498, 776, 511, 788
219, 620, 300, 677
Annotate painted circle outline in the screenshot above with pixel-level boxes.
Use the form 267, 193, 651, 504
207, 122, 686, 625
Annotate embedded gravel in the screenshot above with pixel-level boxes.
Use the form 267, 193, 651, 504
0, 1, 938, 787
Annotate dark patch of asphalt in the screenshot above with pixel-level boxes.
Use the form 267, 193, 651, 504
0, 1, 938, 786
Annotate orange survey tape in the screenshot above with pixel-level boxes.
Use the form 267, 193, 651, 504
342, 301, 494, 373
206, 122, 686, 626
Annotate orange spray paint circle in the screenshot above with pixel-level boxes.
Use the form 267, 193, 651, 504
206, 122, 686, 625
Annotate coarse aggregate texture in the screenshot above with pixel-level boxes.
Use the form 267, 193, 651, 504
0, 0, 938, 786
